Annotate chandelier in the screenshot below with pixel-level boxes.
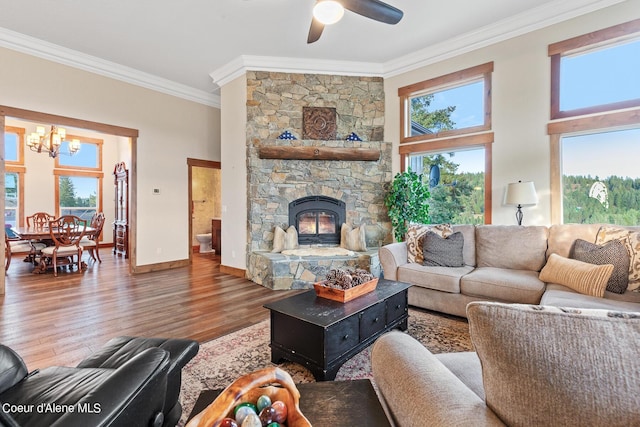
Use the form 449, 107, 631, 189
26, 125, 81, 158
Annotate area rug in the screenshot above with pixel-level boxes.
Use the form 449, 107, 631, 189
178, 308, 472, 426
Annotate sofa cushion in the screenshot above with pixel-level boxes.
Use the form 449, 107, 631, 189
422, 231, 464, 267
570, 238, 630, 294
461, 267, 545, 304
452, 224, 476, 267
398, 263, 473, 294
475, 225, 548, 271
406, 223, 452, 264
467, 302, 640, 427
596, 225, 640, 292
539, 253, 613, 297
546, 223, 601, 258
541, 284, 640, 311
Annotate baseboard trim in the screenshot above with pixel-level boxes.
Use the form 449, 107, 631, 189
132, 259, 190, 274
220, 264, 246, 278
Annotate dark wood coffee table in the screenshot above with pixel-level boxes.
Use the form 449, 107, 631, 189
264, 279, 411, 381
188, 379, 392, 426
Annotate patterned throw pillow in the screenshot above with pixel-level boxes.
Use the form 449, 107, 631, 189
595, 226, 640, 292
422, 231, 465, 267
405, 223, 453, 264
570, 239, 630, 294
539, 253, 613, 297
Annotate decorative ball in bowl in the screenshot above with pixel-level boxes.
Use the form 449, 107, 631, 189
186, 367, 312, 427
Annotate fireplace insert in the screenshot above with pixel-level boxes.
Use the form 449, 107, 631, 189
289, 196, 346, 245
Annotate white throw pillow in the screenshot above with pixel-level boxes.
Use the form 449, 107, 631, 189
340, 223, 367, 252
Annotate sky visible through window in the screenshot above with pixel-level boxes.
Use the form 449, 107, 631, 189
429, 80, 484, 130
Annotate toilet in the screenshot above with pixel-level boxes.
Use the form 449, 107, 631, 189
195, 233, 214, 253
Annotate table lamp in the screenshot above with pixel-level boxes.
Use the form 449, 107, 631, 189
505, 181, 538, 225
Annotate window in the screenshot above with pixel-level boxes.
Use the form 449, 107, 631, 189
549, 19, 640, 119
548, 19, 640, 224
398, 62, 494, 223
407, 148, 486, 225
54, 135, 103, 221
4, 127, 25, 227
560, 128, 640, 225
400, 62, 492, 143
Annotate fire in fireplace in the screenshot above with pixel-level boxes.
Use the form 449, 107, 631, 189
289, 196, 346, 245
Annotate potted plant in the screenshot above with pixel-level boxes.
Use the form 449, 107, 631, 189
384, 168, 431, 242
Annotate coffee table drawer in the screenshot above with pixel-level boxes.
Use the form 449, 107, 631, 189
326, 316, 360, 361
359, 301, 386, 339
386, 291, 408, 325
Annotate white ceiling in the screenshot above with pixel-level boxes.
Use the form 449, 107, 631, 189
0, 0, 626, 107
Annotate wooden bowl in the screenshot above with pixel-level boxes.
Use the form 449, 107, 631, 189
186, 367, 312, 427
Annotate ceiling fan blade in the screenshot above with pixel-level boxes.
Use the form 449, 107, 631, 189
307, 17, 325, 43
342, 0, 403, 25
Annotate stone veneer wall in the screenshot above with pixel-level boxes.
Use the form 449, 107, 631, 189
245, 71, 393, 282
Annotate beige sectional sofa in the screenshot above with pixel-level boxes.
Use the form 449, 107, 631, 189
379, 224, 640, 317
371, 302, 640, 427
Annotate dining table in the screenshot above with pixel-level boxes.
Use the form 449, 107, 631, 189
11, 226, 95, 274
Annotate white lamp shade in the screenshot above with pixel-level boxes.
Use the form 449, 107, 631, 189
505, 181, 538, 206
313, 1, 345, 25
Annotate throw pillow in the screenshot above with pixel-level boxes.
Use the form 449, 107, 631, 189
539, 253, 613, 297
340, 223, 367, 252
405, 223, 453, 264
595, 226, 640, 292
271, 225, 298, 253
570, 239, 630, 294
422, 231, 465, 267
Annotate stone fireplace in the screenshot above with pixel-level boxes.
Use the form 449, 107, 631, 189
244, 71, 392, 289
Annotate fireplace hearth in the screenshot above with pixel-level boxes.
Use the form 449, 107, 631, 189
289, 196, 346, 245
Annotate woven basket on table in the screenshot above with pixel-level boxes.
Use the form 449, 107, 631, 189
186, 367, 312, 427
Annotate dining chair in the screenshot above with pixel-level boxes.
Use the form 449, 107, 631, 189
26, 212, 55, 228
80, 212, 106, 262
39, 215, 87, 276
4, 233, 33, 272
25, 212, 55, 263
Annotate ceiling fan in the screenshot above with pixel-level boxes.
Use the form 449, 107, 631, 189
308, 0, 404, 44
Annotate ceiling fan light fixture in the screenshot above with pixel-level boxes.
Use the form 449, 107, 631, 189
313, 1, 345, 25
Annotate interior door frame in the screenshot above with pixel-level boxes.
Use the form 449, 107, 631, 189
187, 158, 221, 261
0, 105, 138, 293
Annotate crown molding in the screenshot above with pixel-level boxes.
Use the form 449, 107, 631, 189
383, 0, 627, 78
210, 0, 626, 87
210, 55, 384, 88
0, 27, 221, 108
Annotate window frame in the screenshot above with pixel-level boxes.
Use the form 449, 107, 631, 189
399, 133, 493, 224
4, 126, 26, 227
549, 18, 640, 120
54, 134, 103, 171
54, 170, 104, 220
399, 62, 493, 144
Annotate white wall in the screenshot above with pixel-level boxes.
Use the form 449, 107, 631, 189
384, 0, 640, 226
220, 75, 247, 270
0, 47, 221, 267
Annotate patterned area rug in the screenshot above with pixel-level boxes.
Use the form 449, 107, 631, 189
178, 307, 472, 426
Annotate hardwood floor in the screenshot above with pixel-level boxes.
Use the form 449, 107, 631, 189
0, 251, 301, 370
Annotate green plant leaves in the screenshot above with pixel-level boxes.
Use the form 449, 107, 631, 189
384, 168, 431, 242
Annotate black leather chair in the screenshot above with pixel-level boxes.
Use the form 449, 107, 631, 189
0, 337, 199, 427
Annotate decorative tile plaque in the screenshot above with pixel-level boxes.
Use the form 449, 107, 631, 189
303, 107, 337, 140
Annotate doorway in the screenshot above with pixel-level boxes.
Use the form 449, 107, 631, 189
187, 158, 221, 260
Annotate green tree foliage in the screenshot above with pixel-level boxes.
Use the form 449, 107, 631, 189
384, 169, 431, 242
563, 175, 640, 225
410, 95, 456, 133
59, 176, 77, 207
421, 154, 485, 225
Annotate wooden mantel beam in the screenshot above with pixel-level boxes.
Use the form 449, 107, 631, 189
258, 146, 380, 161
